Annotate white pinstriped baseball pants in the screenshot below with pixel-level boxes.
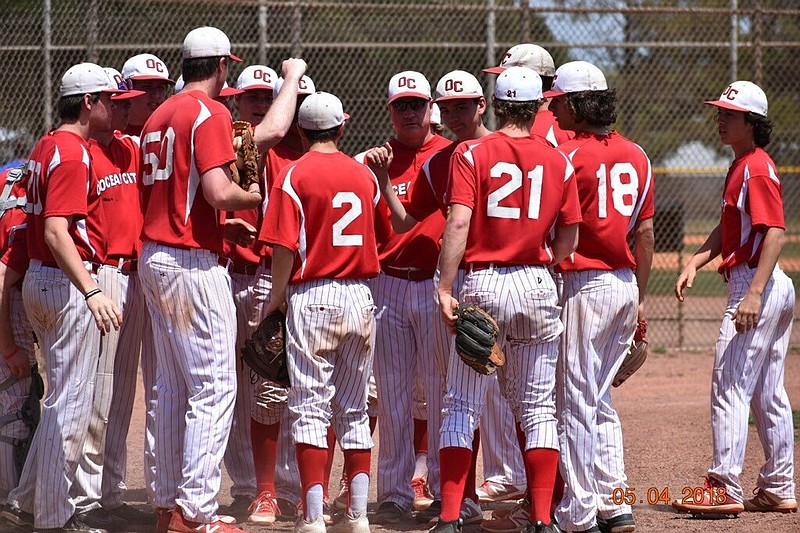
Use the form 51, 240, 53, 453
372, 274, 441, 510
8, 261, 102, 529
440, 265, 561, 454
226, 271, 258, 500
248, 265, 301, 505
286, 279, 375, 451
139, 243, 237, 523
0, 286, 36, 502
555, 269, 638, 532
709, 265, 795, 502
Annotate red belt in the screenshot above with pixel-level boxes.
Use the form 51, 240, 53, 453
382, 265, 435, 281
229, 261, 259, 276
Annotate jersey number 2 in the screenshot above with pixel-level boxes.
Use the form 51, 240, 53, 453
332, 192, 363, 246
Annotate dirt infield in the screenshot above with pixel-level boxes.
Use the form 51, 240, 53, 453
115, 349, 800, 533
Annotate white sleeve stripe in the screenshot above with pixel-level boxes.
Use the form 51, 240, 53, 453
628, 143, 653, 233
281, 166, 308, 277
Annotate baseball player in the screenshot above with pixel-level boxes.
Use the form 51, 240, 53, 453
432, 66, 581, 533
66, 66, 151, 530
370, 69, 508, 526
137, 27, 260, 533
122, 53, 175, 143
0, 165, 37, 504
224, 61, 309, 523
1, 63, 130, 532
484, 43, 573, 147
359, 70, 452, 525
545, 61, 655, 533
258, 91, 380, 533
673, 81, 797, 516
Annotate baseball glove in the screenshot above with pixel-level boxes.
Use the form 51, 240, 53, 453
613, 319, 648, 388
454, 303, 505, 375
232, 120, 259, 191
241, 310, 290, 388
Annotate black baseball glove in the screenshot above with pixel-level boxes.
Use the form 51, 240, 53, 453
454, 303, 505, 375
241, 310, 290, 388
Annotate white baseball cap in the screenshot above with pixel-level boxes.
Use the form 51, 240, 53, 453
705, 80, 768, 117
298, 91, 349, 130
104, 68, 127, 90
237, 65, 278, 92
544, 61, 607, 98
122, 53, 174, 83
430, 103, 441, 125
273, 75, 316, 97
484, 44, 555, 77
182, 26, 242, 62
59, 62, 140, 100
388, 71, 431, 103
434, 70, 483, 102
494, 66, 542, 102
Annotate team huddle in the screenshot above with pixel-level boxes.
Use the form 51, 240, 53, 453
0, 24, 795, 533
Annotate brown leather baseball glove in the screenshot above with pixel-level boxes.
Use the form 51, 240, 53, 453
613, 319, 648, 387
241, 310, 290, 387
231, 120, 259, 191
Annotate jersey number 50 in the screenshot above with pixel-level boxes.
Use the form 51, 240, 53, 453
141, 128, 176, 186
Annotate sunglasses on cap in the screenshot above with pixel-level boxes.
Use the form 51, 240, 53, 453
391, 98, 428, 112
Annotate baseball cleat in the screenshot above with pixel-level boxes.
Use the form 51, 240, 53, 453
428, 517, 463, 533
106, 503, 155, 525
482, 499, 532, 532
0, 504, 34, 527
77, 508, 129, 530
597, 513, 635, 533
412, 477, 435, 511
743, 488, 798, 513
672, 478, 743, 517
476, 480, 526, 502
428, 498, 482, 527
524, 521, 562, 533
166, 508, 246, 532
374, 501, 410, 524
293, 514, 327, 533
328, 511, 370, 533
247, 491, 279, 524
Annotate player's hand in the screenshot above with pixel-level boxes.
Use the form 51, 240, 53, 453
675, 264, 697, 302
2, 345, 31, 377
365, 142, 393, 179
281, 58, 307, 80
438, 290, 459, 332
87, 292, 122, 333
264, 298, 287, 318
732, 291, 761, 333
224, 218, 257, 247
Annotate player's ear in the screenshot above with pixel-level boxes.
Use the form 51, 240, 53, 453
477, 97, 487, 115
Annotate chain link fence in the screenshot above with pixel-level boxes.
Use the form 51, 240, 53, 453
0, 0, 797, 349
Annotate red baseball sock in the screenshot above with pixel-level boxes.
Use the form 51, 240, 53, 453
343, 449, 371, 479
551, 468, 565, 516
296, 443, 328, 494
323, 427, 336, 499
523, 448, 559, 524
250, 419, 279, 495
440, 447, 472, 521
464, 430, 480, 502
414, 418, 429, 456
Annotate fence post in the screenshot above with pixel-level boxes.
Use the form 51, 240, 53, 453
729, 0, 738, 82
485, 0, 496, 130
87, 0, 98, 63
291, 0, 303, 58
42, 0, 52, 131
258, 0, 268, 65
753, 0, 763, 85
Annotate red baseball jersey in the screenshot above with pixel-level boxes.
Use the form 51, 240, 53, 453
140, 90, 236, 254
448, 131, 582, 265
406, 143, 456, 221
531, 108, 574, 147
25, 130, 106, 264
0, 168, 30, 274
358, 134, 452, 270
259, 151, 381, 283
91, 133, 142, 259
556, 131, 654, 272
718, 147, 785, 272
247, 141, 305, 262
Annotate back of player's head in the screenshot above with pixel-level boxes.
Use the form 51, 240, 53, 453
181, 26, 242, 83
57, 62, 140, 120
492, 66, 543, 128
484, 43, 555, 89
545, 61, 617, 127
298, 91, 349, 142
